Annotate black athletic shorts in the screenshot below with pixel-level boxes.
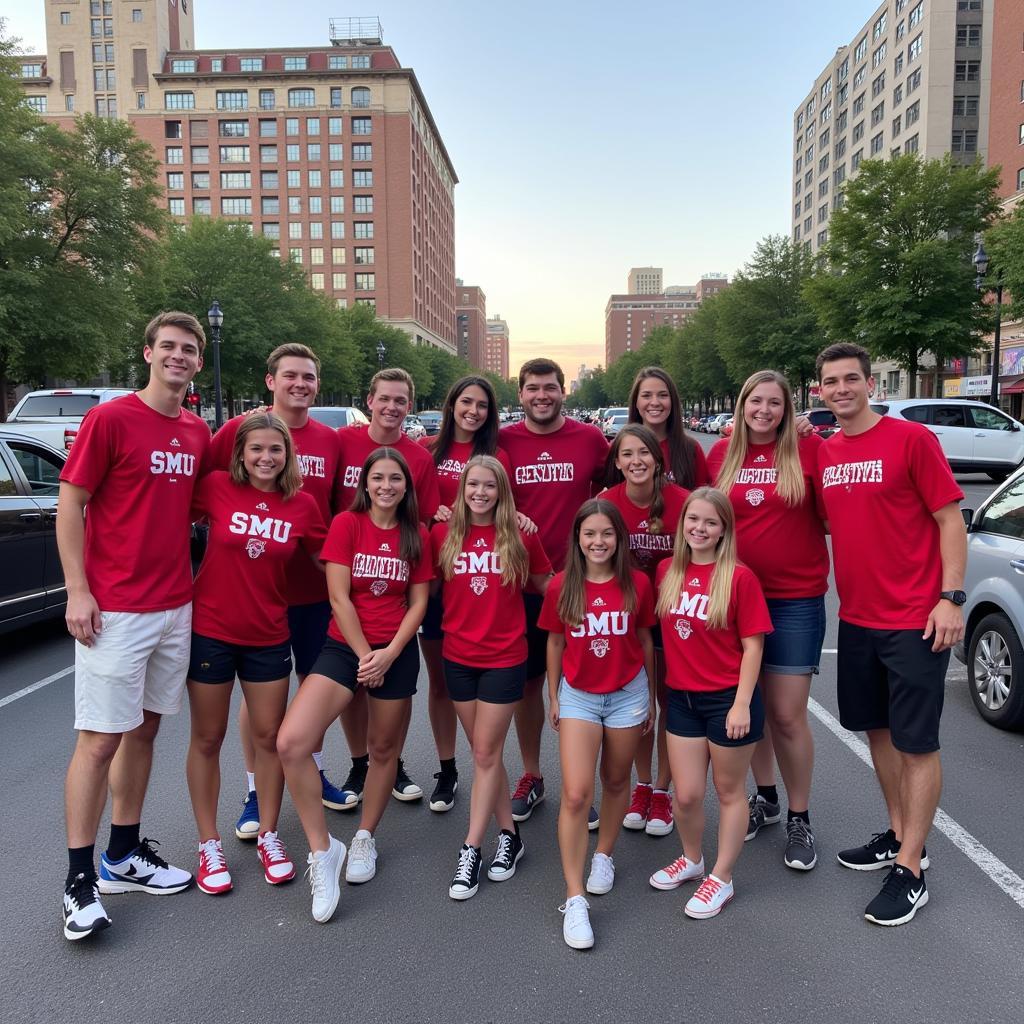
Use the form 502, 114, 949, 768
524, 591, 547, 680
443, 659, 527, 705
287, 600, 333, 678
837, 621, 948, 753
189, 633, 293, 684
665, 685, 765, 747
310, 636, 420, 700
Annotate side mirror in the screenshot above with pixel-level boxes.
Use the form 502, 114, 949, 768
1011, 423, 1020, 433
961, 507, 974, 530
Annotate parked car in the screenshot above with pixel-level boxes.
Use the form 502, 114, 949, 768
602, 407, 628, 431
417, 410, 443, 436
0, 432, 67, 634
870, 398, 1024, 481
797, 408, 839, 438
402, 415, 426, 440
718, 415, 734, 436
721, 417, 735, 438
307, 406, 369, 430
954, 467, 1024, 730
0, 387, 134, 451
603, 413, 629, 439
706, 413, 729, 434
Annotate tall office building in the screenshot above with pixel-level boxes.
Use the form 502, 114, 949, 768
986, 0, 1024, 199
484, 317, 509, 380
627, 267, 663, 295
455, 280, 487, 369
17, 4, 458, 351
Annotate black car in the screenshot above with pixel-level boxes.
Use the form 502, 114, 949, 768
0, 432, 67, 634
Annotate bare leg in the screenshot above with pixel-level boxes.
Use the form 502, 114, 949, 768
240, 678, 289, 833
666, 734, 710, 864
763, 672, 814, 810
237, 699, 256, 777
708, 741, 757, 883
556, 719, 603, 900
457, 700, 517, 846
359, 698, 410, 834
595, 725, 644, 856
185, 681, 233, 840
895, 750, 941, 875
421, 636, 456, 761
513, 675, 546, 777
109, 710, 161, 826
866, 728, 904, 837
634, 658, 669, 787
748, 722, 777, 788
65, 731, 122, 848
339, 686, 369, 759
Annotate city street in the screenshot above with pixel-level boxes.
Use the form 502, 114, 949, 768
1, 454, 1022, 1024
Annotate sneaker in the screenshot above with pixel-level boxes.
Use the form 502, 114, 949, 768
392, 759, 423, 802
585, 852, 615, 895
257, 831, 295, 885
744, 793, 782, 841
684, 874, 734, 919
429, 768, 459, 813
559, 894, 594, 950
448, 844, 481, 901
196, 838, 232, 895
836, 829, 930, 872
864, 864, 929, 926
487, 827, 524, 882
510, 773, 545, 822
98, 838, 193, 895
322, 769, 360, 812
645, 790, 674, 836
63, 873, 111, 941
305, 835, 346, 923
346, 829, 377, 883
784, 816, 818, 871
235, 790, 260, 840
588, 806, 600, 832
623, 783, 653, 830
649, 853, 705, 891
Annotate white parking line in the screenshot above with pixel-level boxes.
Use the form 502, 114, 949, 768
807, 696, 1024, 911
0, 665, 74, 711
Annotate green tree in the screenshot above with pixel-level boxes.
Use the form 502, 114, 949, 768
805, 154, 1001, 397
567, 366, 609, 411
417, 343, 472, 408
671, 299, 733, 412
985, 200, 1024, 325
484, 371, 518, 411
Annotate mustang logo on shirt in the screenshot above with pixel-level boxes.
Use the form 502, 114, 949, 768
470, 575, 488, 596
590, 638, 610, 658
675, 618, 693, 640
746, 488, 766, 507
245, 539, 267, 560
370, 580, 388, 596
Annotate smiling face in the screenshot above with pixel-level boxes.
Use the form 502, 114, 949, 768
453, 384, 490, 437
144, 325, 203, 391
464, 465, 499, 521
819, 357, 874, 423
635, 376, 673, 430
367, 380, 411, 434
682, 498, 725, 561
615, 433, 657, 488
743, 381, 786, 441
578, 513, 617, 567
243, 428, 287, 488
519, 372, 564, 427
365, 457, 407, 512
267, 356, 319, 414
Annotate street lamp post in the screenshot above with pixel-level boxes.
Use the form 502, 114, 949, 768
376, 340, 386, 371
207, 299, 224, 429
973, 242, 1004, 408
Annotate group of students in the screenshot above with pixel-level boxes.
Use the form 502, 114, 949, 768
58, 311, 966, 948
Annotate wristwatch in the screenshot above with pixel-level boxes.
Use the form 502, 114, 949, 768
940, 590, 967, 606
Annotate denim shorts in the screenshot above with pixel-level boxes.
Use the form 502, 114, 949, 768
557, 669, 650, 729
419, 590, 444, 641
762, 595, 827, 676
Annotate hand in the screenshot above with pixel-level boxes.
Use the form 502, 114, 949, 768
725, 702, 750, 741
641, 701, 656, 736
795, 414, 814, 439
515, 511, 538, 535
243, 404, 269, 418
923, 600, 965, 653
357, 648, 395, 686
548, 696, 560, 732
66, 590, 102, 647
433, 504, 453, 523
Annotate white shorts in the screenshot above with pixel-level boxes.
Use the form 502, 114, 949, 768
74, 604, 192, 733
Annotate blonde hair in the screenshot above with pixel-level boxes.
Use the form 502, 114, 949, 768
438, 456, 529, 587
656, 487, 738, 630
713, 370, 805, 507
230, 413, 302, 499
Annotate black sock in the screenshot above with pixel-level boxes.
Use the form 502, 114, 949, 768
788, 809, 810, 824
440, 757, 457, 775
352, 754, 369, 769
106, 823, 140, 862
757, 785, 779, 805
67, 844, 96, 885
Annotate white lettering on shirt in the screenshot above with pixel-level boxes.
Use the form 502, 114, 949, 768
351, 553, 409, 581
822, 459, 884, 489
343, 465, 362, 488
515, 463, 575, 484
669, 590, 710, 621
297, 454, 326, 479
150, 450, 197, 476
735, 467, 777, 485
452, 550, 502, 575
436, 458, 465, 477
569, 611, 630, 638
228, 512, 293, 543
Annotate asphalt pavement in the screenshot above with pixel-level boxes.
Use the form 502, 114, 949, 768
0, 446, 1021, 1024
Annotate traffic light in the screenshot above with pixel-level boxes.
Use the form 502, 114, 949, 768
185, 384, 201, 413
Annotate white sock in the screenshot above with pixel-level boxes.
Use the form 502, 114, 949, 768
312, 750, 324, 771
246, 771, 255, 792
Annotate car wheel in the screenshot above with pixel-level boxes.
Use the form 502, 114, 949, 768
967, 612, 1024, 731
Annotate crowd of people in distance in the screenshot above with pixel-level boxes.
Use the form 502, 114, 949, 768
57, 311, 967, 948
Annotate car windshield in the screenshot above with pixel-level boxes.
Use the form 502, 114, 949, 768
15, 395, 100, 417
308, 408, 350, 428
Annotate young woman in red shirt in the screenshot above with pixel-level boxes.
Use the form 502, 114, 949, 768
707, 370, 829, 871
186, 414, 327, 896
651, 487, 773, 919
432, 455, 551, 899
276, 448, 431, 923
540, 499, 656, 949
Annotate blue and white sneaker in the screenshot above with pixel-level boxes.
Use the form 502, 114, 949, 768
322, 768, 361, 811
235, 790, 260, 840
98, 838, 193, 895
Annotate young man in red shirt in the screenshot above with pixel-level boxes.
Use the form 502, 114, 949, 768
207, 343, 345, 830
333, 368, 440, 805
58, 311, 211, 941
498, 359, 609, 822
817, 343, 966, 926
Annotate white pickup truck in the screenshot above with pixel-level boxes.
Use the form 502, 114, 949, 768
0, 388, 135, 451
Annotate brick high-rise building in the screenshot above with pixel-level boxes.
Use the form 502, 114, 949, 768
986, 0, 1024, 199
17, 4, 458, 351
483, 317, 509, 380
455, 280, 487, 369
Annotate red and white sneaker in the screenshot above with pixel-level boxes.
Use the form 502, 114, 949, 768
258, 831, 296, 885
197, 838, 232, 895
649, 853, 705, 890
645, 789, 674, 836
684, 874, 734, 918
622, 783, 653, 830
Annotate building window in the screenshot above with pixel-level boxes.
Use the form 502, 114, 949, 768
352, 55, 370, 69
65, 95, 75, 112
821, 78, 832, 101
330, 87, 343, 108
310, 273, 325, 291
853, 93, 865, 115
354, 222, 373, 239
353, 170, 373, 187
352, 117, 372, 135
221, 198, 252, 215
956, 25, 981, 47
289, 248, 303, 264
952, 96, 979, 116
135, 93, 146, 110
892, 116, 902, 138
818, 180, 829, 198
165, 91, 195, 110
354, 196, 374, 213
838, 83, 848, 106
284, 56, 308, 71
871, 101, 884, 127
328, 117, 343, 136
904, 134, 919, 154
907, 34, 923, 64
873, 11, 887, 39
260, 145, 278, 163
171, 59, 197, 73
894, 53, 904, 76
331, 222, 345, 239
21, 63, 44, 78
260, 223, 279, 240
168, 198, 185, 216
191, 172, 210, 189
954, 60, 981, 82
192, 146, 209, 164
952, 130, 978, 153
907, 68, 921, 93
286, 144, 300, 162
351, 87, 371, 108
286, 118, 299, 136
853, 120, 864, 143
870, 132, 884, 155
193, 198, 211, 215
1017, 168, 1024, 191
287, 170, 300, 188
256, 122, 277, 140
355, 273, 375, 291
352, 144, 372, 161
310, 223, 324, 240
288, 88, 315, 107
854, 35, 868, 64
217, 90, 248, 110
166, 146, 184, 164
837, 110, 847, 132
355, 247, 374, 265
909, 2, 923, 27
332, 249, 346, 265
219, 120, 250, 137
220, 171, 252, 189
906, 100, 920, 126
894, 83, 904, 107
61, 11, 72, 25
854, 66, 866, 89
261, 172, 278, 190
306, 117, 320, 135
330, 196, 344, 214
328, 55, 348, 70
219, 145, 251, 163
260, 196, 279, 215
817, 230, 828, 247
837, 57, 849, 83
259, 89, 275, 110
328, 144, 343, 161
240, 58, 264, 72
872, 42, 887, 69
309, 173, 322, 192
167, 172, 184, 190
208, 58, 223, 73
872, 72, 886, 99
307, 144, 321, 161
25, 95, 47, 113
820, 101, 832, 124
333, 273, 347, 289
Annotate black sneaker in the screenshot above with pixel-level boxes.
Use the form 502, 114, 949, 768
836, 829, 930, 872
329, 760, 367, 811
63, 872, 112, 942
587, 806, 599, 832
487, 827, 524, 882
448, 845, 481, 900
744, 793, 781, 841
429, 768, 459, 813
784, 816, 817, 871
392, 759, 423, 802
864, 864, 928, 926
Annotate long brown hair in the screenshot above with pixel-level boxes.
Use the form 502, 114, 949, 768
350, 447, 422, 564
431, 376, 500, 466
230, 412, 302, 499
604, 424, 667, 534
628, 367, 698, 488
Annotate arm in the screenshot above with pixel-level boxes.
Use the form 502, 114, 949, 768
326, 563, 372, 659
546, 632, 566, 731
638, 626, 656, 735
357, 581, 429, 684
515, 510, 538, 534
56, 481, 101, 646
725, 634, 765, 741
529, 572, 551, 595
923, 501, 967, 652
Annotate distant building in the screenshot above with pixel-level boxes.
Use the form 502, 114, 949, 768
987, 0, 1024, 199
455, 280, 487, 369
484, 316, 509, 380
627, 267, 663, 295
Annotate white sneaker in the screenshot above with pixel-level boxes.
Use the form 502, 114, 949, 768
559, 894, 594, 949
649, 853, 705, 890
585, 852, 615, 895
305, 835, 346, 923
63, 873, 112, 941
98, 838, 193, 895
684, 874, 734, 919
346, 829, 377, 883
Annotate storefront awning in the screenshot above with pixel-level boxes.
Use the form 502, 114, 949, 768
1002, 376, 1024, 394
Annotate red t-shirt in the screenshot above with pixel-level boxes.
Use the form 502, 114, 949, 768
538, 570, 655, 693
321, 511, 433, 645
659, 437, 710, 488
190, 472, 326, 645
420, 437, 514, 510
431, 521, 552, 668
208, 414, 341, 605
334, 425, 440, 524
498, 418, 608, 572
818, 416, 964, 630
600, 482, 689, 582
657, 559, 773, 693
706, 436, 829, 599
59, 393, 210, 613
